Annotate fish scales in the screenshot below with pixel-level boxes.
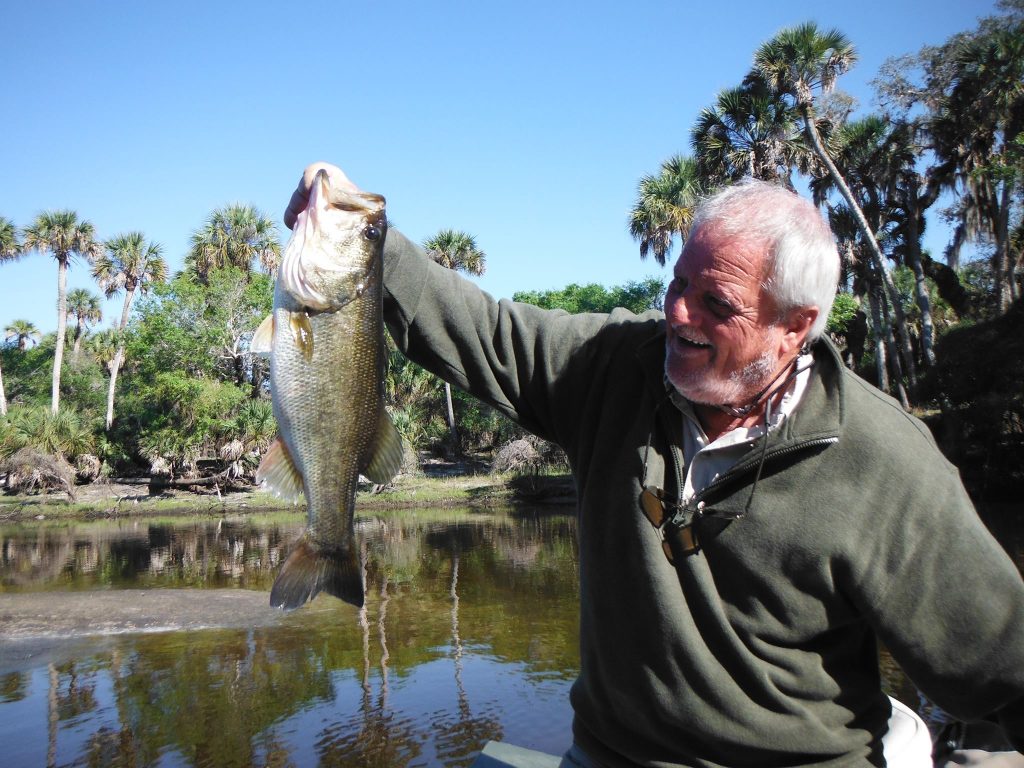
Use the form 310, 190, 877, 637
255, 168, 403, 610
270, 295, 380, 543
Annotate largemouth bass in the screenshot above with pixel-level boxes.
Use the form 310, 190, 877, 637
253, 168, 403, 610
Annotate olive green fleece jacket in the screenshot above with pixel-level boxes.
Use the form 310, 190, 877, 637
380, 229, 1024, 767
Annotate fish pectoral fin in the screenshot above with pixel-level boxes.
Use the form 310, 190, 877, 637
256, 437, 305, 502
251, 314, 275, 355
362, 409, 405, 485
270, 537, 364, 609
288, 311, 314, 361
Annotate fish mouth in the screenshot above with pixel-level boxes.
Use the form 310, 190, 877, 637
313, 169, 386, 216
276, 170, 387, 311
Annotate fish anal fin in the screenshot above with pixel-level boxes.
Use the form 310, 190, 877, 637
251, 314, 274, 355
256, 437, 304, 502
362, 409, 404, 485
269, 538, 364, 610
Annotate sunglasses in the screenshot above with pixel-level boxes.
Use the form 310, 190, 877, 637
640, 486, 703, 562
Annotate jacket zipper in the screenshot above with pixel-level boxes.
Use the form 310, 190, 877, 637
665, 436, 839, 530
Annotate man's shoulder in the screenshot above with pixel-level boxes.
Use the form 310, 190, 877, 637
836, 365, 947, 458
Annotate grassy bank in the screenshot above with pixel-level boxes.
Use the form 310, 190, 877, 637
0, 470, 576, 522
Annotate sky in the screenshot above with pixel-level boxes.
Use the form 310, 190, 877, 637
0, 0, 1000, 337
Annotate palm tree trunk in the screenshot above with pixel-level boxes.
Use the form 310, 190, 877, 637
105, 348, 124, 430
868, 288, 890, 394
0, 362, 7, 415
443, 381, 460, 457
52, 260, 69, 415
105, 290, 135, 430
72, 326, 81, 361
882, 310, 910, 411
995, 180, 1016, 312
802, 114, 918, 397
901, 203, 937, 367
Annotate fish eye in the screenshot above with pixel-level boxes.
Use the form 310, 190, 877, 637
363, 225, 381, 242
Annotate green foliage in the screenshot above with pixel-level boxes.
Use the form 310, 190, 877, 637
629, 155, 706, 267
385, 349, 449, 450
0, 340, 54, 408
922, 298, 1024, 500
513, 277, 665, 315
186, 204, 281, 281
452, 389, 522, 451
422, 229, 487, 275
60, 352, 110, 417
0, 405, 95, 461
128, 372, 249, 470
231, 399, 276, 454
957, 260, 1002, 320
826, 292, 860, 335
128, 266, 272, 384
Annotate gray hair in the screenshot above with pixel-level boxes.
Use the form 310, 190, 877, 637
690, 178, 840, 341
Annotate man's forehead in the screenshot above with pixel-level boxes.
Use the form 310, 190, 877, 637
676, 226, 769, 278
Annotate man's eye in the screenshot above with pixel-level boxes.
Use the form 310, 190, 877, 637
671, 276, 687, 292
706, 295, 733, 316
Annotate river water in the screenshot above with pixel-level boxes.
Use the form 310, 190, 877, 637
0, 505, 1020, 767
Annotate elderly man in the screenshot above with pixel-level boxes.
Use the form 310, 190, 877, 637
286, 164, 1024, 767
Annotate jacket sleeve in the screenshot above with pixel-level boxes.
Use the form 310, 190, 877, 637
855, 452, 1024, 751
379, 228, 614, 445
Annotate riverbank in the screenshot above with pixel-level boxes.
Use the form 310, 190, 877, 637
0, 466, 577, 522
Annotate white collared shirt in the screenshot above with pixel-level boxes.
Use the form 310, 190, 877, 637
669, 354, 813, 502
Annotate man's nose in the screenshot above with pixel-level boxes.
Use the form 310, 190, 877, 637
666, 291, 692, 324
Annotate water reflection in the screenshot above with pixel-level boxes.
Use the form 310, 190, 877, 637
1, 505, 1020, 766
0, 511, 580, 767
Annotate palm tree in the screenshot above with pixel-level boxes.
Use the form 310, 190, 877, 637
878, 119, 943, 367
4, 319, 42, 350
66, 288, 103, 361
826, 207, 910, 408
86, 329, 119, 376
0, 216, 19, 263
93, 232, 168, 429
810, 115, 922, 389
0, 216, 23, 416
21, 210, 104, 414
753, 24, 880, 256
186, 204, 281, 282
930, 24, 1024, 312
691, 75, 806, 187
2, 319, 42, 416
422, 229, 487, 455
755, 23, 920, 401
628, 155, 706, 267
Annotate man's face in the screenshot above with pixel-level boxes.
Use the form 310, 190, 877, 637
663, 224, 791, 407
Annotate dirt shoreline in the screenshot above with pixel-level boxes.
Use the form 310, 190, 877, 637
0, 470, 577, 522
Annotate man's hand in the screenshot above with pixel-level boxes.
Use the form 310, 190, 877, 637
284, 162, 358, 230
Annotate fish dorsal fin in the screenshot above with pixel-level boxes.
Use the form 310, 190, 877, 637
256, 437, 305, 503
362, 410, 404, 485
251, 314, 274, 355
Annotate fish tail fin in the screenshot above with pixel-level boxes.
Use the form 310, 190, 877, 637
362, 409, 405, 485
270, 538, 364, 610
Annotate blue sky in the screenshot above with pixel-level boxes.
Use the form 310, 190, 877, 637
0, 0, 999, 336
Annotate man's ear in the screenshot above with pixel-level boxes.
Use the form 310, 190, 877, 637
780, 306, 819, 355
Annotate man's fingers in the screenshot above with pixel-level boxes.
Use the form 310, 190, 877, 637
283, 162, 354, 230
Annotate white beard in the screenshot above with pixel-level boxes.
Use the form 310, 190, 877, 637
665, 348, 779, 408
